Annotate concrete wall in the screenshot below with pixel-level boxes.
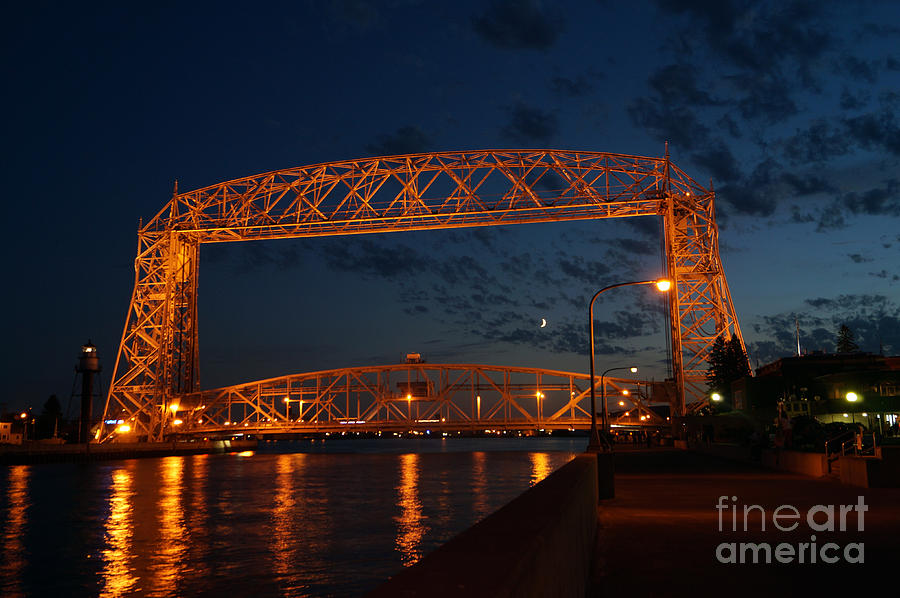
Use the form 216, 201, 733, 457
840, 447, 900, 488
761, 449, 828, 477
367, 453, 599, 598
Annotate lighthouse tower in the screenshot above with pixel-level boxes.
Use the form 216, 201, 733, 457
76, 340, 101, 443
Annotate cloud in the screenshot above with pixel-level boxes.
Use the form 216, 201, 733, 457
209, 241, 304, 273
781, 120, 849, 164
472, 0, 565, 50
434, 255, 491, 286
748, 293, 900, 361
593, 309, 663, 340
604, 237, 658, 256
839, 87, 869, 110
780, 172, 835, 196
690, 140, 741, 184
732, 72, 799, 123
833, 54, 879, 84
717, 160, 779, 216
550, 74, 594, 97
323, 239, 427, 278
648, 63, 722, 106
655, 0, 833, 81
791, 181, 900, 232
814, 201, 848, 232
840, 179, 900, 217
623, 216, 663, 239
841, 106, 900, 156
717, 113, 743, 138
500, 102, 558, 145
556, 255, 611, 283
403, 304, 429, 315
366, 125, 431, 156
627, 99, 710, 151
870, 270, 899, 281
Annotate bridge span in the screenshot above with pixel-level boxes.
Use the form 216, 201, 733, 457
104, 363, 673, 441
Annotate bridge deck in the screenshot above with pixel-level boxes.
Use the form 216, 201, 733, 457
589, 448, 900, 596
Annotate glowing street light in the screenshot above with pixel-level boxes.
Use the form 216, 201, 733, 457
588, 279, 671, 451
845, 392, 859, 402
711, 393, 723, 402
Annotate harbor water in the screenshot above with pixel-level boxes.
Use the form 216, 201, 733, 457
1, 436, 586, 597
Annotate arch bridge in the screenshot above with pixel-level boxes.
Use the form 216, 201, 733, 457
100, 149, 745, 442
106, 363, 670, 440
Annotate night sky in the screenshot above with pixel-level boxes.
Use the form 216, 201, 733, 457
4, 0, 899, 415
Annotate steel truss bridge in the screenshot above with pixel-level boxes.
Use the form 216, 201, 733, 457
142, 364, 669, 439
100, 149, 745, 442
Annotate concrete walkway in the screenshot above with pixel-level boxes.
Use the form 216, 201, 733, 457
589, 448, 900, 597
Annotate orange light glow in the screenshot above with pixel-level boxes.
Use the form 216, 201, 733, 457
529, 452, 552, 486
396, 453, 426, 566
100, 466, 138, 596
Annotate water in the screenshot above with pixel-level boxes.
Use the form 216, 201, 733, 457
1, 437, 585, 597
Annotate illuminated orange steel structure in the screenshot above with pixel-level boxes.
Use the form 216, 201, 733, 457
119, 364, 664, 438
100, 149, 744, 441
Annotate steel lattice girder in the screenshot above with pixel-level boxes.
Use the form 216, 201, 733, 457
140, 364, 659, 437
100, 150, 746, 441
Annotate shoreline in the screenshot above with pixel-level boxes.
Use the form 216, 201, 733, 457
0, 439, 258, 465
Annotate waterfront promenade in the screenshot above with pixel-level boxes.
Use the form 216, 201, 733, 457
589, 448, 900, 596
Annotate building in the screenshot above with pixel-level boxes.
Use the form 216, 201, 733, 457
731, 352, 900, 433
0, 421, 24, 444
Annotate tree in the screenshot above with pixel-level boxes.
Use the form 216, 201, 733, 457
706, 336, 751, 400
836, 324, 859, 353
36, 394, 62, 439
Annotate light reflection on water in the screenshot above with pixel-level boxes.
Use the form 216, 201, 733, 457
0, 437, 584, 597
529, 452, 552, 486
395, 453, 426, 565
100, 465, 137, 597
1, 465, 30, 598
150, 456, 188, 596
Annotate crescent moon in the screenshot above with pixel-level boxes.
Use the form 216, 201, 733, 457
540, 318, 547, 328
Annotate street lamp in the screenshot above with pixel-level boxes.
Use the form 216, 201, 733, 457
600, 365, 638, 444
588, 279, 672, 452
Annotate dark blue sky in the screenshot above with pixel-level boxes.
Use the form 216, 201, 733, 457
4, 0, 899, 414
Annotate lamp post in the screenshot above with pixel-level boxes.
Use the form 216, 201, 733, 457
601, 365, 638, 443
588, 279, 671, 452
